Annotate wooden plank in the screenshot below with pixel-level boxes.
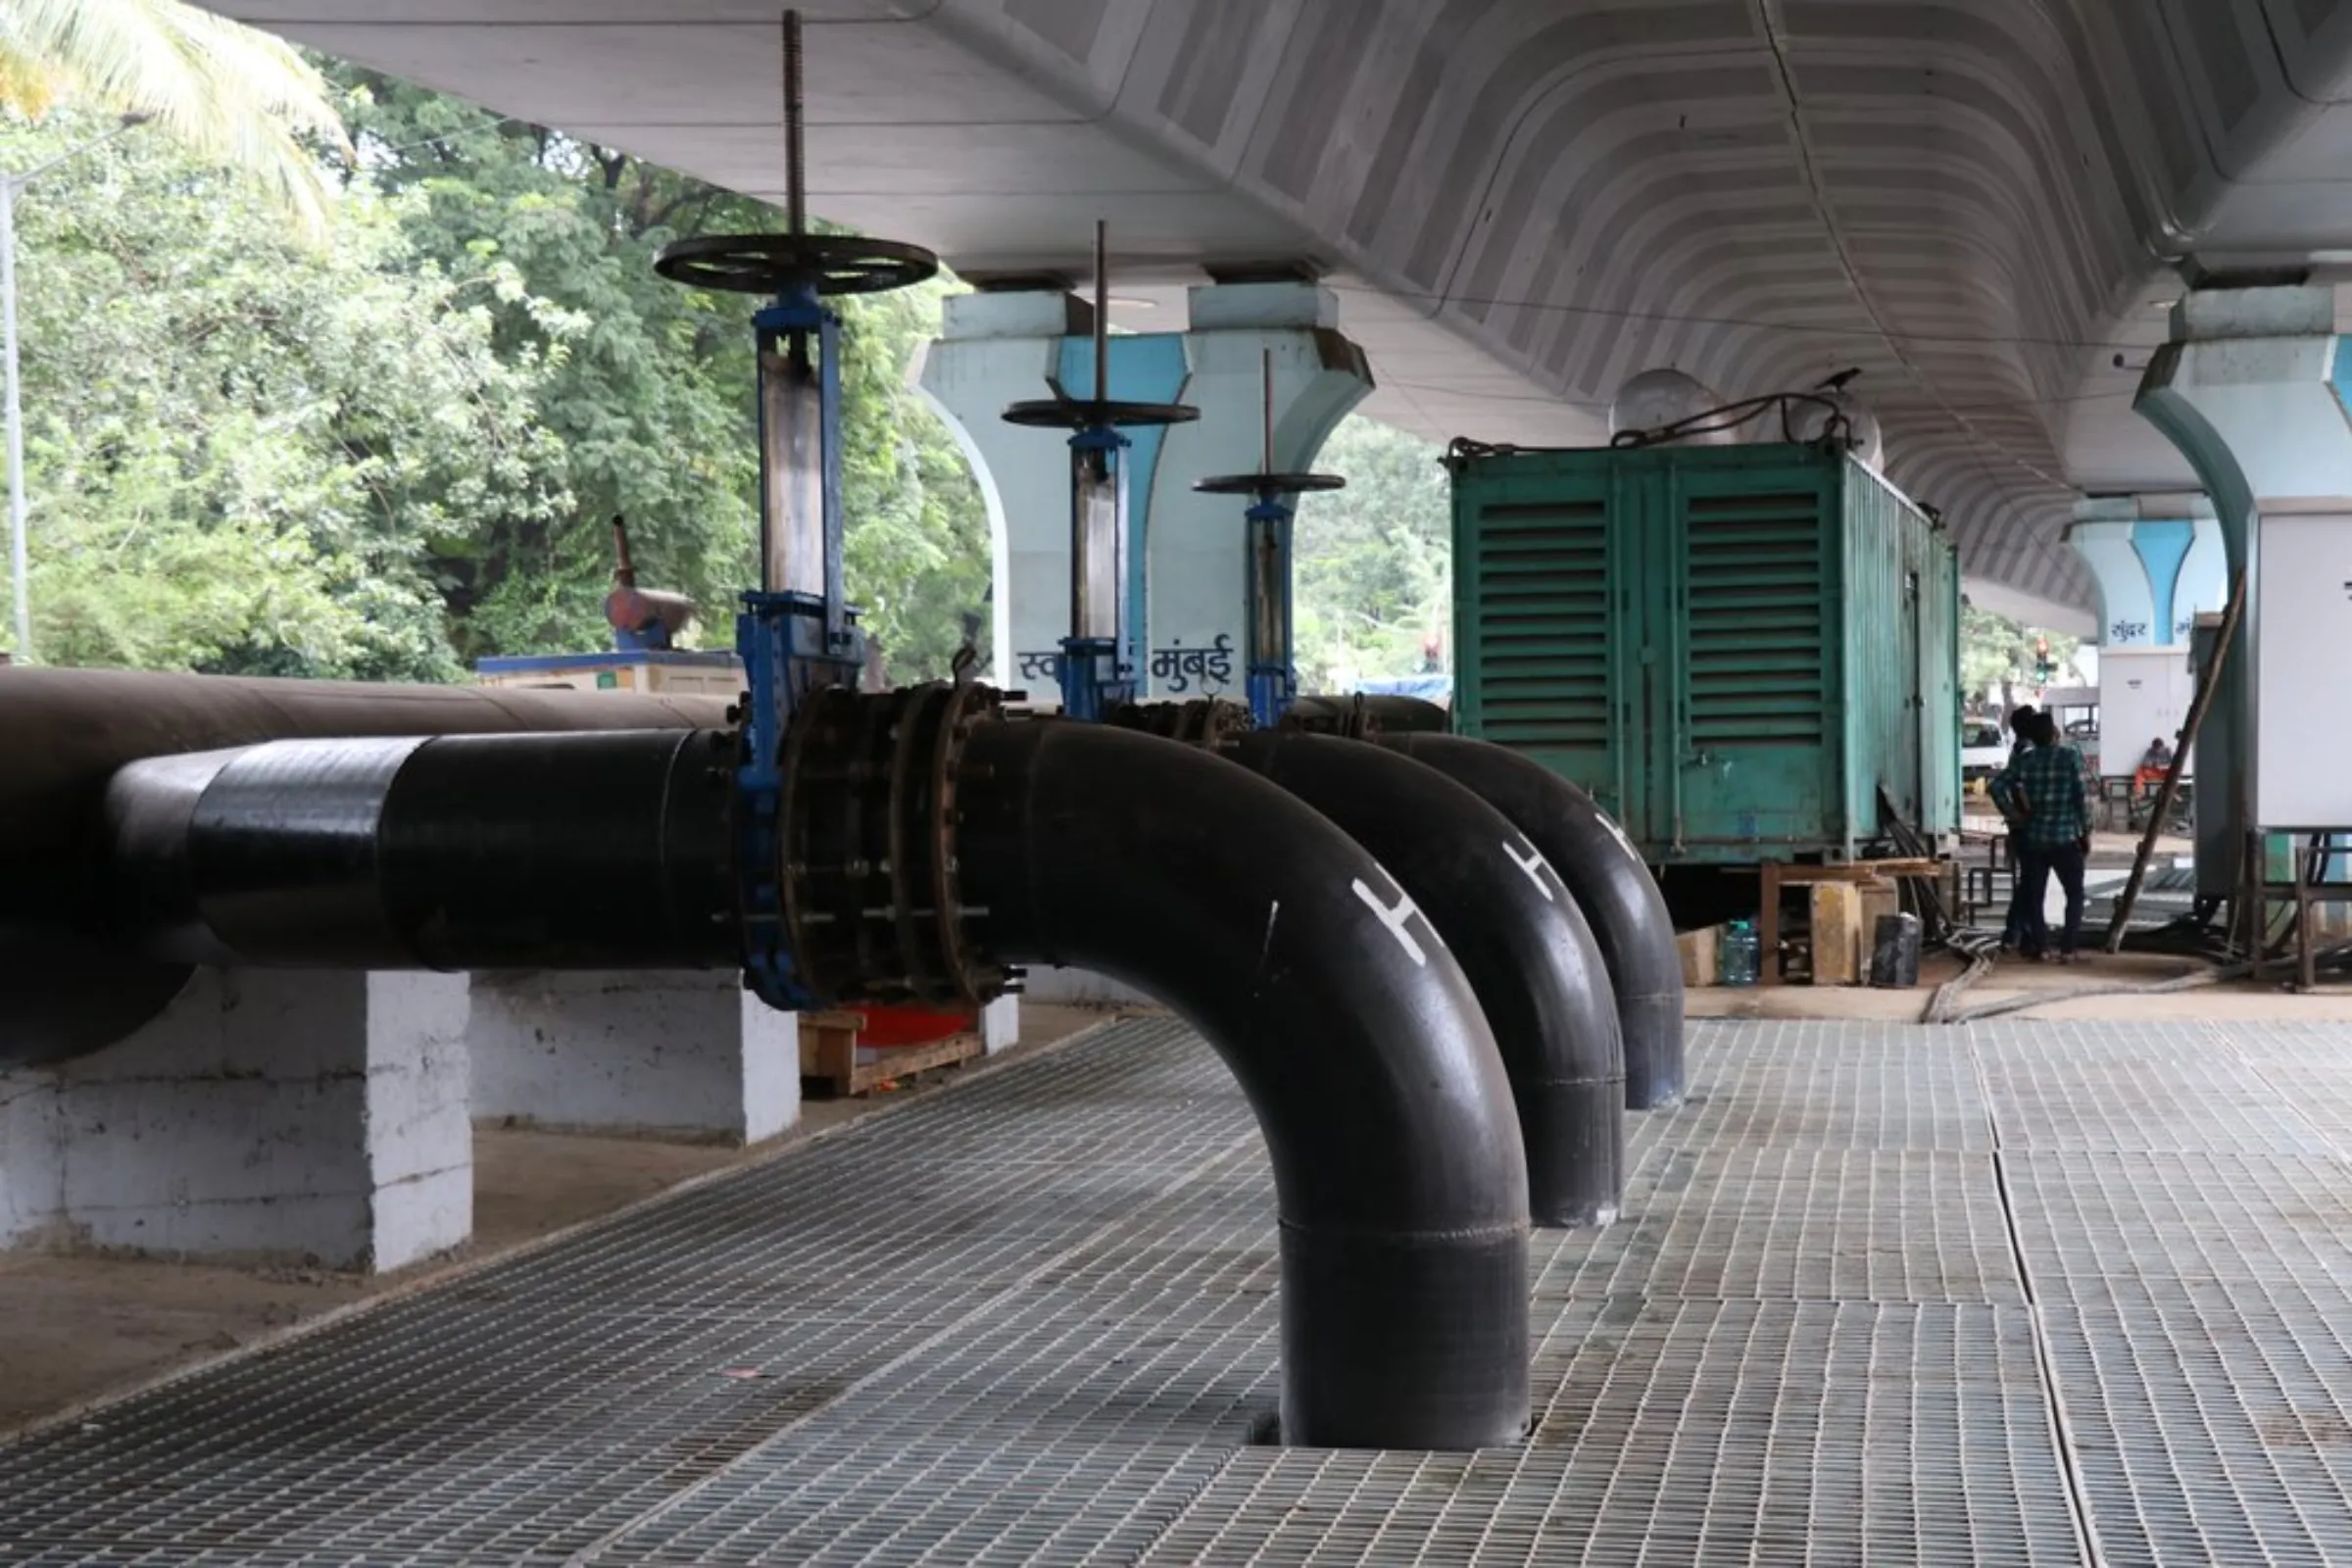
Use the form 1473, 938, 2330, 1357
1811, 882, 1864, 986
1678, 926, 1721, 989
798, 1016, 986, 1100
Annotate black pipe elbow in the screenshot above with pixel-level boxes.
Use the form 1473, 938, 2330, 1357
954, 717, 1531, 1449
1378, 734, 1686, 1109
1223, 731, 1623, 1228
1355, 694, 1452, 734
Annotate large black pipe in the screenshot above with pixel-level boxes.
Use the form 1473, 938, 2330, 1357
1222, 731, 1623, 1227
105, 730, 735, 974
955, 718, 1531, 1449
1283, 692, 1451, 738
91, 699, 1534, 1450
1379, 734, 1686, 1108
2, 668, 728, 1064
3, 667, 727, 916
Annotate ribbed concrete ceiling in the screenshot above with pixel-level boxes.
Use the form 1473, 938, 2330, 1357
219, 0, 2352, 630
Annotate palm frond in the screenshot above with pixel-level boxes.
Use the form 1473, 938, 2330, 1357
0, 0, 350, 240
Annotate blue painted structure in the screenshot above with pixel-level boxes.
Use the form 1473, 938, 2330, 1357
1055, 334, 1189, 688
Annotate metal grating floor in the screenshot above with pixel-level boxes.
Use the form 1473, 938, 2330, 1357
10, 1013, 2352, 1562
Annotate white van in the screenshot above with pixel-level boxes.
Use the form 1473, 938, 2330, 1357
1961, 718, 2007, 787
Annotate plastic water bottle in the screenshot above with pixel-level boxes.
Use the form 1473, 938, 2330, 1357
1720, 918, 1760, 988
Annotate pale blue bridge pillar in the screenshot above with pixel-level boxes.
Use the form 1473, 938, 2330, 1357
1144, 283, 1370, 699
914, 289, 1188, 696
2136, 285, 2352, 898
915, 282, 1369, 706
2064, 496, 2226, 782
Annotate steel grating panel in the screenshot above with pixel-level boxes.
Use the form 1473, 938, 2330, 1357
1978, 1045, 2335, 1156
1139, 1301, 2079, 1568
2042, 1296, 2352, 1566
1542, 1149, 2023, 1304
0, 1018, 1266, 1565
2001, 1149, 2352, 1311
15, 1016, 2352, 1563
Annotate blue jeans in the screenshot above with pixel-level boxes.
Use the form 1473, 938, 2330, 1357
2017, 841, 2087, 956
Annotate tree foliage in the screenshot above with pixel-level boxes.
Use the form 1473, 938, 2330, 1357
12, 107, 556, 677
1292, 415, 1451, 689
336, 67, 989, 682
10, 66, 992, 684
1960, 603, 2082, 704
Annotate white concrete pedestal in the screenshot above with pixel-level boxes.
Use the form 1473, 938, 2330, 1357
0, 969, 471, 1271
468, 970, 799, 1146
980, 995, 1021, 1054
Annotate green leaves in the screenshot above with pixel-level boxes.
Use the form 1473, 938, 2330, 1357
1292, 416, 1451, 689
1961, 604, 2080, 699
8, 105, 556, 677
336, 62, 989, 683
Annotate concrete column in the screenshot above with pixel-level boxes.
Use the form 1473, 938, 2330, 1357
468, 971, 799, 1146
0, 969, 470, 1270
1142, 283, 1372, 697
913, 290, 1191, 699
915, 282, 1373, 703
2135, 285, 2352, 889
2066, 497, 2227, 783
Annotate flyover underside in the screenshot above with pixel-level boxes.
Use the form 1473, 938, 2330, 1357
12, 1014, 2352, 1563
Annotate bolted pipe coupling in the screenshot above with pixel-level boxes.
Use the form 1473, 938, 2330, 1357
1105, 697, 1253, 749
775, 681, 1013, 1006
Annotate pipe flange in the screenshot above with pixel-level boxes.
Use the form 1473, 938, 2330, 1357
777, 682, 1010, 1006
1107, 698, 1254, 749
1279, 694, 1374, 739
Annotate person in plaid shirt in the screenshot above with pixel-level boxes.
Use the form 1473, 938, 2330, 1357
1990, 710, 2092, 961
1996, 705, 2039, 950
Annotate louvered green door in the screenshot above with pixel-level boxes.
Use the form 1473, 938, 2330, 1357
1662, 459, 1842, 855
1452, 466, 1630, 823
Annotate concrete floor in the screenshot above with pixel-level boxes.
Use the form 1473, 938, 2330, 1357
0, 1003, 1112, 1434
12, 1007, 2352, 1562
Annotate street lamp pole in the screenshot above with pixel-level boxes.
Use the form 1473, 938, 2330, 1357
3, 114, 149, 662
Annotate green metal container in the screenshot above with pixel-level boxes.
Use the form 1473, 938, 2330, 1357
1451, 441, 1959, 864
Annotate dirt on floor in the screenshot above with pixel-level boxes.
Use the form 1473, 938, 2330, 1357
0, 1002, 1118, 1436
1689, 943, 2352, 1023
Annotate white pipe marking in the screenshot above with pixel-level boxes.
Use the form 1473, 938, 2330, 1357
1350, 876, 1428, 966
1504, 834, 1557, 902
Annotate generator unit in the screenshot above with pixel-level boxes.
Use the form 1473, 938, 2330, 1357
1450, 439, 1959, 865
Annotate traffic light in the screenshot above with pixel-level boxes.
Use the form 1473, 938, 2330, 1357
2033, 635, 2054, 684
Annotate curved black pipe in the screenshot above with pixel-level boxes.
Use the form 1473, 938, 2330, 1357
1284, 693, 1451, 738
1379, 734, 1686, 1109
955, 717, 1531, 1449
1222, 731, 1623, 1227
95, 701, 1534, 1450
107, 730, 736, 973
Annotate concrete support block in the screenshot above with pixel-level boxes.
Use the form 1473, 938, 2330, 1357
981, 995, 1021, 1054
468, 970, 799, 1146
0, 969, 471, 1271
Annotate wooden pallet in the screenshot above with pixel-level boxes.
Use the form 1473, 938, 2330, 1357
798, 1010, 986, 1100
